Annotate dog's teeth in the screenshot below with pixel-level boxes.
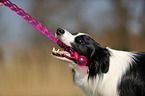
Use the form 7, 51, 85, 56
57, 49, 60, 52
66, 54, 69, 56
67, 54, 71, 57
52, 47, 71, 57
52, 47, 57, 53
65, 53, 71, 57
52, 47, 55, 52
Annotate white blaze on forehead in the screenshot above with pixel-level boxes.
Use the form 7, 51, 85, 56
75, 33, 90, 37
57, 29, 90, 47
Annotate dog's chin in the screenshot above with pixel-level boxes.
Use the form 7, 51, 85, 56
51, 47, 77, 67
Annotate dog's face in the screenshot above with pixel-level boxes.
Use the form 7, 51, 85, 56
52, 28, 110, 77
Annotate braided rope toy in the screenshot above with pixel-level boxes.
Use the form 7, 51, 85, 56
0, 0, 87, 66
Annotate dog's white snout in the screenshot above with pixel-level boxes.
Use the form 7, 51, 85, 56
55, 28, 75, 47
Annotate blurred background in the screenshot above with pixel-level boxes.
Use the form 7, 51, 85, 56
0, 0, 145, 96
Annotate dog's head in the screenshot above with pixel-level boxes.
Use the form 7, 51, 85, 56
52, 28, 110, 77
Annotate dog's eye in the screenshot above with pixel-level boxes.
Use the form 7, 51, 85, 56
76, 37, 84, 44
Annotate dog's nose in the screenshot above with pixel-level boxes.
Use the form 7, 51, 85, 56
56, 28, 65, 35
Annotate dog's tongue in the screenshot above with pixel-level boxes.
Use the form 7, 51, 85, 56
57, 39, 87, 66
57, 39, 77, 58
52, 47, 71, 57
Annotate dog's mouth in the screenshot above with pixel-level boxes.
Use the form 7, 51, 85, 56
52, 47, 71, 57
52, 28, 77, 63
52, 47, 77, 63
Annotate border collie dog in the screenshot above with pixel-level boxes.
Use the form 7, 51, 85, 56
52, 28, 145, 96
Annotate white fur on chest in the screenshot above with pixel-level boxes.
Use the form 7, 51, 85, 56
73, 48, 135, 96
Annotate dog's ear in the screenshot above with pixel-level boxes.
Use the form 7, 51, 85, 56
89, 47, 110, 77
89, 60, 99, 77
100, 54, 110, 73
97, 48, 110, 73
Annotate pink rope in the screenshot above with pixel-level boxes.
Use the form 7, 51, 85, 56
0, 0, 87, 66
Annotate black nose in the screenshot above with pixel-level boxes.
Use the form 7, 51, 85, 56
56, 28, 65, 35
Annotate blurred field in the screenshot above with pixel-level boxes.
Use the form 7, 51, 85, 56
0, 44, 85, 96
0, 33, 145, 96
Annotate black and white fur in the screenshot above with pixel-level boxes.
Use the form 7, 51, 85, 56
52, 28, 145, 96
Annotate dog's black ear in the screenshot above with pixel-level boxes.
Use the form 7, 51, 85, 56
98, 48, 110, 73
89, 60, 99, 77
89, 47, 110, 77
100, 53, 110, 73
